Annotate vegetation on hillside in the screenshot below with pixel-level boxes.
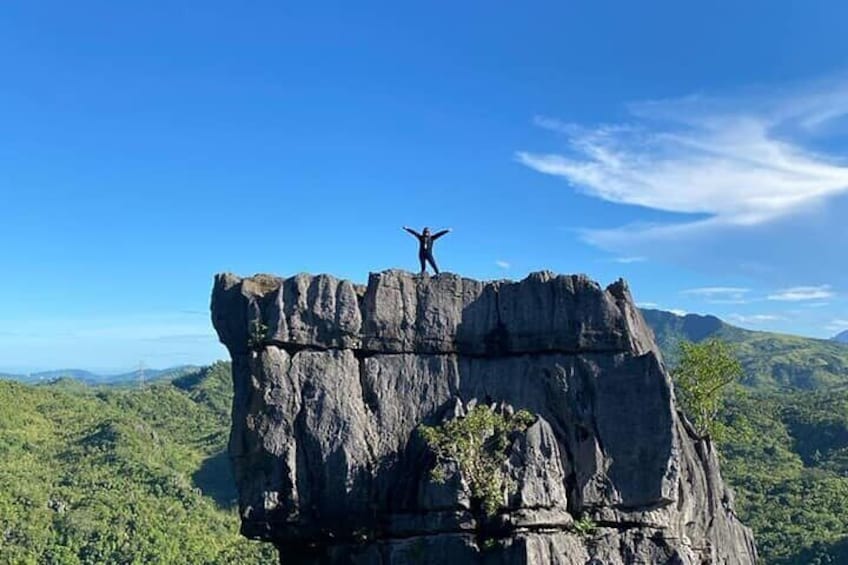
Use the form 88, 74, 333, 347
666, 336, 848, 563
642, 308, 848, 389
0, 362, 276, 564
3, 342, 848, 564
0, 366, 200, 387
720, 387, 848, 564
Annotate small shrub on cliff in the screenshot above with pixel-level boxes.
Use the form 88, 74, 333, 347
247, 319, 269, 350
673, 338, 743, 439
419, 405, 535, 517
572, 516, 597, 536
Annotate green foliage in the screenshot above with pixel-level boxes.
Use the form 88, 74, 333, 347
646, 323, 848, 564
0, 363, 277, 564
479, 537, 499, 551
572, 516, 597, 536
718, 387, 848, 564
419, 406, 535, 517
247, 320, 269, 350
673, 338, 743, 438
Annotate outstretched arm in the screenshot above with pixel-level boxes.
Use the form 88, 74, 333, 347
432, 228, 452, 240
403, 226, 421, 238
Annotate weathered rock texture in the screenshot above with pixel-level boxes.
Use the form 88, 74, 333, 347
211, 270, 757, 564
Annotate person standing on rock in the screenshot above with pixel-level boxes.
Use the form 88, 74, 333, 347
402, 226, 451, 275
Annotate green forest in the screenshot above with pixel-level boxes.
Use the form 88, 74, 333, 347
0, 363, 277, 564
720, 387, 848, 563
2, 325, 848, 563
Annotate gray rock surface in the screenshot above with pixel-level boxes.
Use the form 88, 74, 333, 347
212, 270, 757, 564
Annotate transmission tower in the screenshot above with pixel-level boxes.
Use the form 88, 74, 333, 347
138, 361, 146, 389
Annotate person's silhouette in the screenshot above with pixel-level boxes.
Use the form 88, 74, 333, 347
402, 226, 451, 275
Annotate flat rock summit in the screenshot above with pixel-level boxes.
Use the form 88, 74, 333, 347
211, 270, 757, 564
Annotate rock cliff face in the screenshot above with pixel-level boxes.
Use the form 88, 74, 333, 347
211, 270, 757, 564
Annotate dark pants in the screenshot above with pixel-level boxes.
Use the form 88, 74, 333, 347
419, 251, 439, 274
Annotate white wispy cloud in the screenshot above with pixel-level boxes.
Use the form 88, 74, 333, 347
767, 285, 834, 301
683, 287, 750, 296
636, 301, 691, 315
495, 260, 511, 269
826, 319, 848, 332
727, 313, 783, 324
613, 256, 646, 264
682, 286, 751, 304
517, 79, 848, 249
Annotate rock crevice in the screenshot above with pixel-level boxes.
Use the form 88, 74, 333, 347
212, 270, 757, 564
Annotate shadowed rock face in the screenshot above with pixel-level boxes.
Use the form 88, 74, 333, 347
211, 270, 757, 564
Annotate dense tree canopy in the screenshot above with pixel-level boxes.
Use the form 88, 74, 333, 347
0, 362, 277, 564
719, 387, 848, 564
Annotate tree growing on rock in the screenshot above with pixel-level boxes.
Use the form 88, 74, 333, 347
673, 338, 743, 439
419, 405, 535, 517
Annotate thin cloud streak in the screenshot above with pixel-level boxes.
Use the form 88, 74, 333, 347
767, 285, 834, 301
683, 287, 750, 296
727, 313, 783, 324
613, 256, 646, 264
682, 286, 751, 304
826, 319, 848, 332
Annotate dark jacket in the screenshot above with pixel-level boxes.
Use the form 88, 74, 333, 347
404, 228, 449, 255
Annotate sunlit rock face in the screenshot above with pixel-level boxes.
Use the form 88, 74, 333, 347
212, 270, 757, 565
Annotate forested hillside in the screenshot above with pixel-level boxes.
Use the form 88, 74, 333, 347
636, 309, 848, 561
0, 362, 276, 564
720, 388, 848, 564
3, 344, 848, 563
642, 308, 848, 390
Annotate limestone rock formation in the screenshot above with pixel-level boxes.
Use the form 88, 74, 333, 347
211, 270, 757, 564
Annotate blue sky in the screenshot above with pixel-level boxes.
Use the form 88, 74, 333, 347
2, 1, 848, 372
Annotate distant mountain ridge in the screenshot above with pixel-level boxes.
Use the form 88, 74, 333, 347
640, 308, 746, 354
832, 330, 848, 344
0, 365, 200, 386
641, 308, 848, 390
4, 309, 846, 391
